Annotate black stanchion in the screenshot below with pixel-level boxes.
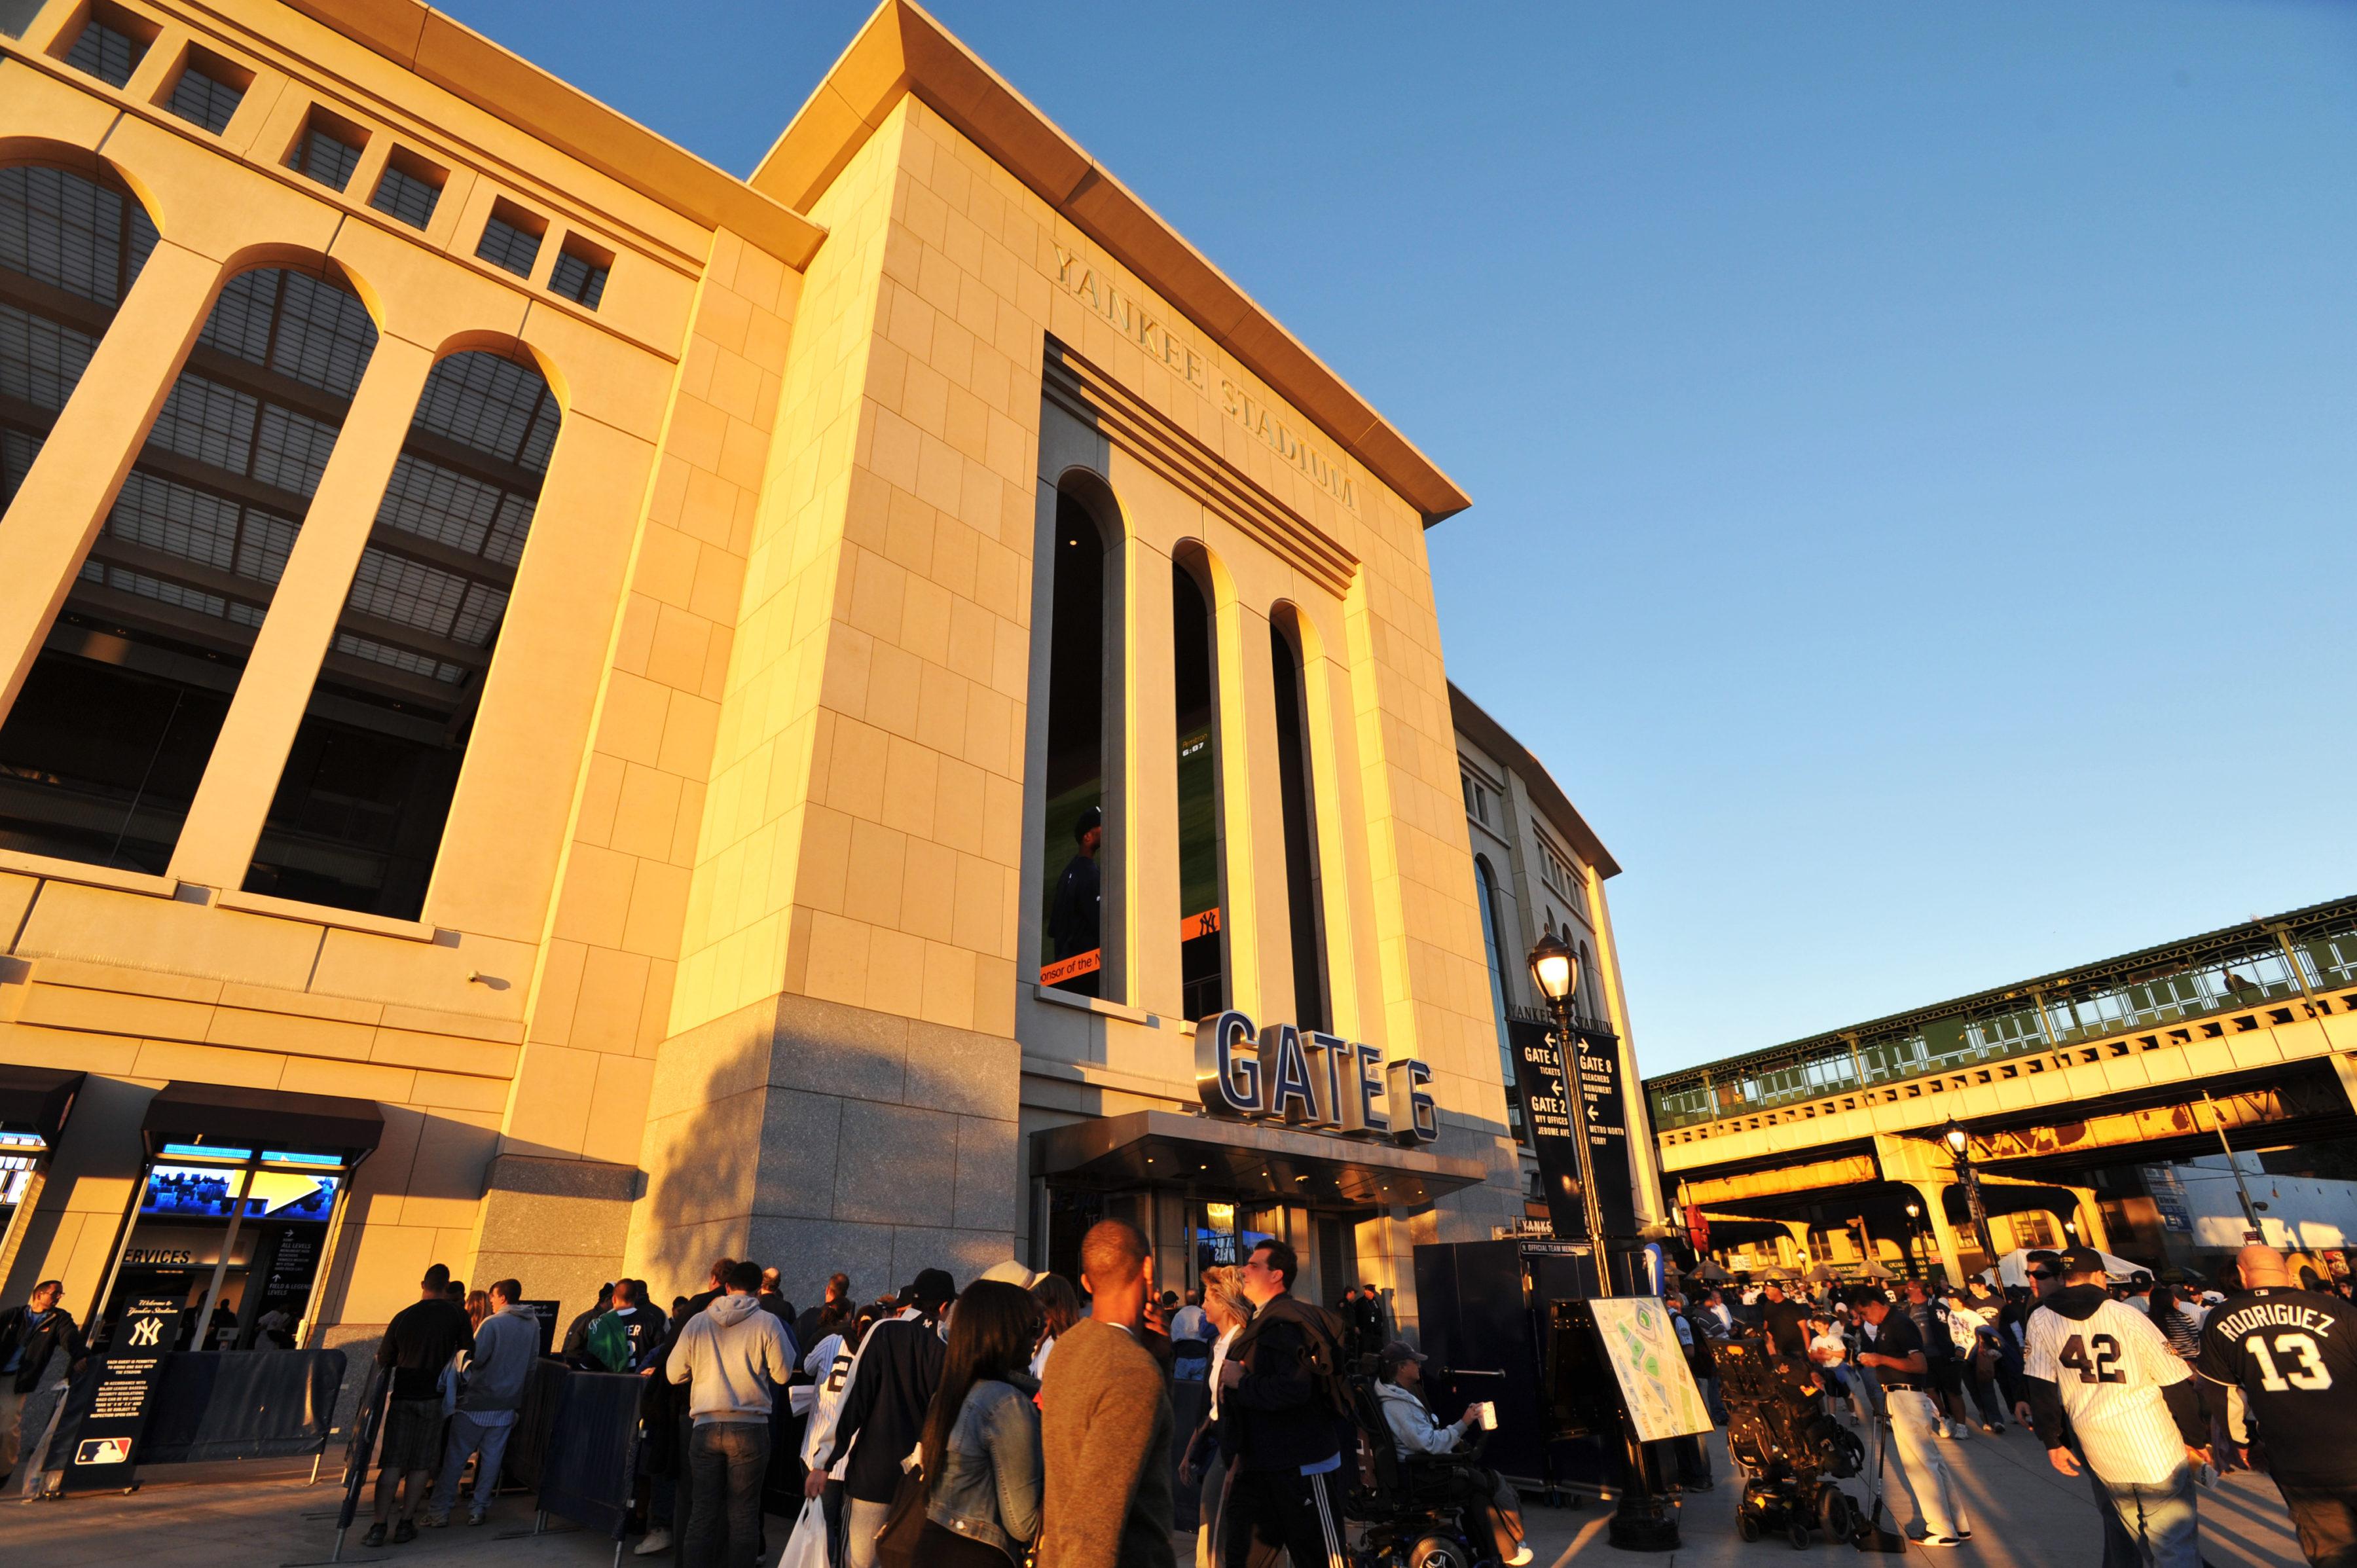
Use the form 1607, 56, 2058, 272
332, 1367, 390, 1563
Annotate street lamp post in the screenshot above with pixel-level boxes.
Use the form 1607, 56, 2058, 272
1528, 932, 1610, 1281
1903, 1201, 1923, 1281
1530, 932, 1675, 1552
1943, 1120, 1998, 1277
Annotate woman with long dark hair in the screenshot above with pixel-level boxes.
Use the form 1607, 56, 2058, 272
1029, 1273, 1080, 1380
907, 1281, 1044, 1567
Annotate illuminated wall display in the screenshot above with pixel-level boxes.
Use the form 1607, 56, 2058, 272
1193, 1009, 1438, 1144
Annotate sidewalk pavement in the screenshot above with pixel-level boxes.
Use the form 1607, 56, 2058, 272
0, 1429, 2312, 1566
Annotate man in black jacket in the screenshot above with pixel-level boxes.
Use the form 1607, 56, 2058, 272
1218, 1239, 1352, 1568
833, 1267, 951, 1568
0, 1279, 83, 1484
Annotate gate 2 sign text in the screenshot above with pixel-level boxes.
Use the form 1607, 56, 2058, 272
1194, 1010, 1437, 1144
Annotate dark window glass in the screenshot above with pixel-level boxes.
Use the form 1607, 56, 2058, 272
369, 163, 439, 230
548, 248, 608, 310
1476, 856, 1520, 1137
1173, 561, 1222, 1021
0, 0, 45, 39
1270, 619, 1323, 1031
242, 350, 558, 919
166, 62, 244, 134
1038, 492, 1107, 996
288, 124, 362, 192
475, 214, 540, 278
0, 259, 375, 875
64, 16, 146, 87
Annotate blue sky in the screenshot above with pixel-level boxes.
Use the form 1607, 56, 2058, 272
450, 0, 2357, 1074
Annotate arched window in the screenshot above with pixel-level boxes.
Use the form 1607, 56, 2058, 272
0, 164, 158, 517
1269, 611, 1324, 1030
0, 233, 377, 874
1578, 940, 1600, 1026
1475, 854, 1518, 1137
239, 348, 557, 919
1036, 486, 1116, 997
1171, 553, 1222, 1021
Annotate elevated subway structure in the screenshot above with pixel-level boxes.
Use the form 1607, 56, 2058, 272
1644, 895, 2357, 1281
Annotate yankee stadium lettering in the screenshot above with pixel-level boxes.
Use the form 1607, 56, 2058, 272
1194, 1009, 1436, 1145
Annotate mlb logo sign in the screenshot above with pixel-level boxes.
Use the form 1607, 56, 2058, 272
75, 1437, 132, 1465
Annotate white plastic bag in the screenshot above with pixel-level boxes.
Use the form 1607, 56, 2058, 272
777, 1496, 828, 1568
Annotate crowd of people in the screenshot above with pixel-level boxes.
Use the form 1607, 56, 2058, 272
348, 1228, 1526, 1568
1668, 1243, 2357, 1565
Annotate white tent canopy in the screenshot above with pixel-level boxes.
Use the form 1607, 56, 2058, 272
1993, 1247, 2142, 1290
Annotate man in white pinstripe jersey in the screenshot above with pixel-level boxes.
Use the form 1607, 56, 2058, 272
2024, 1245, 2213, 1568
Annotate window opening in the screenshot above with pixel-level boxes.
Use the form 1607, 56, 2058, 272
164, 48, 247, 134
63, 7, 150, 88
1172, 559, 1222, 1021
1038, 490, 1107, 997
1270, 616, 1325, 1031
1476, 856, 1520, 1139
0, 191, 372, 875
285, 109, 365, 192
368, 151, 443, 230
240, 348, 558, 919
475, 202, 543, 278
548, 236, 611, 310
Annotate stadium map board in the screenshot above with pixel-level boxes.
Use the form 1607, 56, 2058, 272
1586, 1296, 1711, 1442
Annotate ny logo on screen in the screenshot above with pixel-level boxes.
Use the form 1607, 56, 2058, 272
128, 1317, 162, 1348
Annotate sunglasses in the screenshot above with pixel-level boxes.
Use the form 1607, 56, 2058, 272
2028, 1271, 2055, 1282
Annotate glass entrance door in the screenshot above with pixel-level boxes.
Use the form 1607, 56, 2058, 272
92, 1142, 345, 1350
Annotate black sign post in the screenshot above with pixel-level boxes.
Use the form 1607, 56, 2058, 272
53, 1296, 181, 1493
1508, 1020, 1638, 1247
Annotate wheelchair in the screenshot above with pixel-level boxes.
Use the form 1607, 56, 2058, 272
1340, 1375, 1513, 1568
1708, 1338, 1866, 1550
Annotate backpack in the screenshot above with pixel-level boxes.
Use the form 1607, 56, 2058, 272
586, 1310, 632, 1372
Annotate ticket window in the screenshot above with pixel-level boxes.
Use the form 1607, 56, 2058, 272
92, 1142, 346, 1351
0, 1128, 44, 1260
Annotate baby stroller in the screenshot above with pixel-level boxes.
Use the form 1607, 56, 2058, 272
1342, 1376, 1507, 1568
1709, 1338, 1865, 1549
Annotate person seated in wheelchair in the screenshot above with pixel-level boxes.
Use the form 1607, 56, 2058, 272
1371, 1340, 1534, 1566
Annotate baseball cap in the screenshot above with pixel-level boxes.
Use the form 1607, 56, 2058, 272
2058, 1245, 2108, 1277
1377, 1339, 1426, 1369
977, 1260, 1043, 1289
904, 1267, 957, 1310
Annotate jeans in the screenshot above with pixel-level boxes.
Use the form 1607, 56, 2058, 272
1884, 1389, 1969, 1539
843, 1496, 892, 1568
687, 1421, 771, 1568
432, 1412, 515, 1523
2092, 1462, 2201, 1568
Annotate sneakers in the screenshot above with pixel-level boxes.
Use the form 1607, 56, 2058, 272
466, 1513, 488, 1527
361, 1524, 388, 1548
1504, 1548, 1535, 1567
1921, 1535, 1968, 1548
634, 1528, 673, 1556
421, 1513, 449, 1529
392, 1521, 418, 1544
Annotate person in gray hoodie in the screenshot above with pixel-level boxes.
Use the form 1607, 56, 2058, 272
426, 1278, 540, 1527
667, 1260, 794, 1568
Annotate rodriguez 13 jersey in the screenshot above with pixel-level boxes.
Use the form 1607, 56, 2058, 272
2197, 1286, 2357, 1488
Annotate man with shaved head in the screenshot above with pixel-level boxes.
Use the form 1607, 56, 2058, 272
1038, 1220, 1175, 1568
2197, 1244, 2357, 1567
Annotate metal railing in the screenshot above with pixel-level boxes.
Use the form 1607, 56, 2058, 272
1646, 895, 2357, 1132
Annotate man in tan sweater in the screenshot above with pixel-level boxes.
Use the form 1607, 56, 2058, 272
1040, 1219, 1177, 1568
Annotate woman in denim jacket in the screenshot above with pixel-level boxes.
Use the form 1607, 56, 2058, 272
915, 1280, 1044, 1566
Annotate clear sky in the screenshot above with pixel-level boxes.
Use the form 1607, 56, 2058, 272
448, 0, 2357, 1075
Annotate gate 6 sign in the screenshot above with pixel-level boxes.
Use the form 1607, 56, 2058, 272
1194, 1010, 1437, 1144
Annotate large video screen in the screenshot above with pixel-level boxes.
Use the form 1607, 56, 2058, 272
141, 1165, 340, 1222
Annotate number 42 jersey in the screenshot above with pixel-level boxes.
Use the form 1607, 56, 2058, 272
2197, 1286, 2357, 1489
2024, 1293, 2195, 1485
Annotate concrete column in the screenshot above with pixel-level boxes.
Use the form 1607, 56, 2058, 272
0, 241, 224, 716
1911, 1180, 1969, 1285
1213, 592, 1268, 1016
2063, 1185, 2112, 1253
166, 335, 439, 889
1125, 540, 1180, 1018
